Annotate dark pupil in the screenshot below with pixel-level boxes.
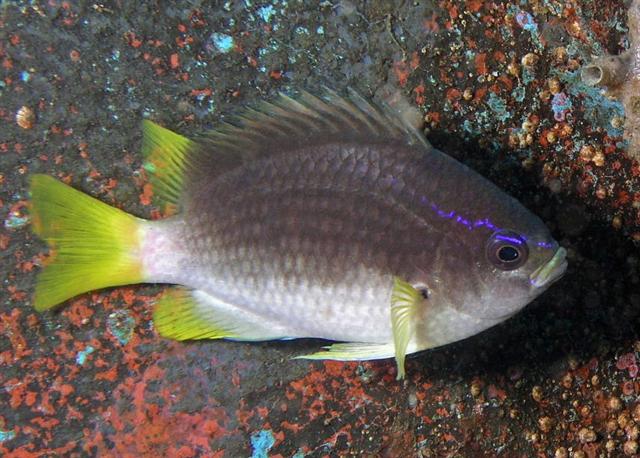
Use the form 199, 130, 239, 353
498, 245, 519, 262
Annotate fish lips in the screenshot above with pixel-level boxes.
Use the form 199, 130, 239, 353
529, 247, 568, 289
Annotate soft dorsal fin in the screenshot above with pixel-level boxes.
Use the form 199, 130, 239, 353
141, 120, 197, 213
141, 88, 428, 211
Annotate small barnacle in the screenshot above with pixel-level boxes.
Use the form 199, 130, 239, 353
580, 144, 595, 162
609, 396, 624, 411
577, 427, 597, 443
566, 19, 582, 37
567, 355, 579, 370
524, 132, 533, 146
554, 447, 568, 458
596, 186, 608, 200
607, 418, 620, 433
507, 61, 520, 77
593, 148, 605, 167
16, 106, 35, 129
531, 385, 544, 402
521, 157, 535, 170
521, 53, 539, 68
424, 112, 438, 129
508, 132, 520, 148
619, 411, 632, 429
538, 416, 554, 433
547, 77, 562, 95
462, 87, 473, 101
567, 59, 581, 71
546, 131, 557, 143
624, 440, 638, 456
579, 404, 591, 417
525, 430, 540, 444
538, 89, 551, 102
470, 381, 482, 397
580, 0, 640, 160
503, 13, 514, 24
612, 116, 625, 129
542, 162, 555, 179
559, 124, 573, 137
552, 46, 568, 65
522, 119, 535, 133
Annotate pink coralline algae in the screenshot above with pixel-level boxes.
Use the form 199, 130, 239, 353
581, 0, 640, 160
616, 352, 638, 378
551, 92, 572, 121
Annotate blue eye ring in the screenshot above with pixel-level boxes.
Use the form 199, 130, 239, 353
486, 230, 529, 270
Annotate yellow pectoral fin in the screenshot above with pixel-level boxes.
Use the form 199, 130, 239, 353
298, 277, 424, 380
390, 277, 423, 380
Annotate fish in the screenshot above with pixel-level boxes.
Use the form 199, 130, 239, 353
28, 89, 567, 380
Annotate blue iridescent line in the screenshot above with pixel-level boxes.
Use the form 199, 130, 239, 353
418, 193, 554, 249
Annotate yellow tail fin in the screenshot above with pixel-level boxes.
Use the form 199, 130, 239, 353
29, 174, 145, 311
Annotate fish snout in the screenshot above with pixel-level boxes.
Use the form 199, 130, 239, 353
529, 247, 568, 289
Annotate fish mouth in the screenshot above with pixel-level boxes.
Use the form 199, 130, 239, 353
529, 247, 568, 289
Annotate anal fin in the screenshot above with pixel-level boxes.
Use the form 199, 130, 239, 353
153, 287, 292, 341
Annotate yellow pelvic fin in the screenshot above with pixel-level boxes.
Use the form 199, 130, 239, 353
153, 288, 238, 340
153, 288, 288, 341
29, 174, 144, 311
141, 120, 196, 212
390, 277, 423, 380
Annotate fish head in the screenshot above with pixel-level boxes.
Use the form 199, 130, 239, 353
451, 218, 567, 322
408, 196, 567, 327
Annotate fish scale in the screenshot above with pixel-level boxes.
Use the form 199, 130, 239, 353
175, 187, 416, 341
28, 89, 567, 379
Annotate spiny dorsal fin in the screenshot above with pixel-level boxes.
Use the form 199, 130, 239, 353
200, 88, 428, 159
141, 88, 428, 211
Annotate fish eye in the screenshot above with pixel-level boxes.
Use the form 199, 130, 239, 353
498, 245, 519, 262
486, 230, 529, 270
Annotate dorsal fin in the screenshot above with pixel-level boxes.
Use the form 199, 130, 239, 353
141, 120, 197, 213
141, 88, 428, 212
200, 88, 428, 158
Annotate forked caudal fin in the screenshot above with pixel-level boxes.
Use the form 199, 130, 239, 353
29, 175, 145, 311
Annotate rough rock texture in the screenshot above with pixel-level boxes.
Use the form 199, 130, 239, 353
3, 1, 640, 456
582, 0, 640, 161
